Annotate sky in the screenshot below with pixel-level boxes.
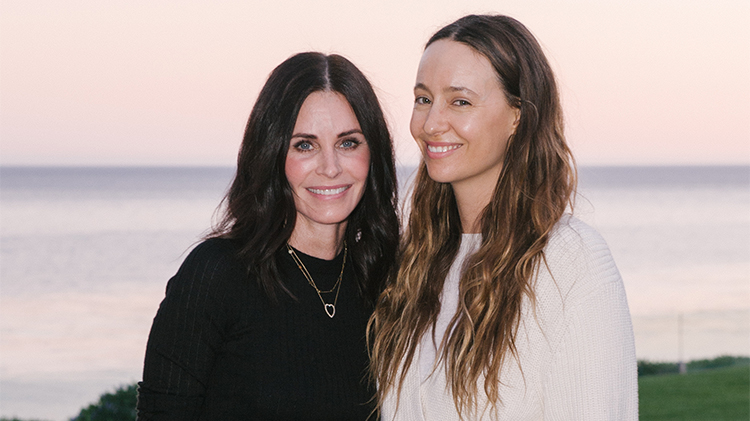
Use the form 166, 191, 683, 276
1, 0, 748, 167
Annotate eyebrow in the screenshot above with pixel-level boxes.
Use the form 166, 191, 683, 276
414, 82, 478, 96
337, 129, 363, 138
446, 86, 477, 95
414, 82, 430, 92
291, 129, 363, 139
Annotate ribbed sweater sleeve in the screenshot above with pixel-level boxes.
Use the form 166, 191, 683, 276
137, 239, 241, 420
540, 219, 638, 419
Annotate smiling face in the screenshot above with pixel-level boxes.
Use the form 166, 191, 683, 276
411, 39, 520, 197
285, 91, 370, 239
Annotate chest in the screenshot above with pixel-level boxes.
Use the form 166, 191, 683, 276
203, 268, 375, 420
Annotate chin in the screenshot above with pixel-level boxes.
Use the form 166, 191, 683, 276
425, 164, 456, 184
313, 212, 353, 226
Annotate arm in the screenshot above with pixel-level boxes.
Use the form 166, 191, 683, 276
540, 221, 638, 420
137, 240, 238, 420
543, 280, 638, 420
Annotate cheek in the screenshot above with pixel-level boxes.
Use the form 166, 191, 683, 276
352, 150, 371, 181
284, 155, 308, 187
409, 110, 425, 141
340, 149, 371, 191
453, 118, 476, 140
449, 118, 484, 150
456, 113, 502, 149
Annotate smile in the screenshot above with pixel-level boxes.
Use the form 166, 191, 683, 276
307, 186, 350, 195
427, 144, 461, 153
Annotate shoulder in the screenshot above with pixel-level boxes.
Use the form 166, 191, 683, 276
546, 214, 609, 257
185, 236, 242, 261
179, 237, 244, 272
544, 214, 615, 274
539, 214, 623, 300
167, 237, 248, 296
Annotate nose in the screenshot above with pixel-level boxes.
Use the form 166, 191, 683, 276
422, 103, 448, 137
316, 148, 342, 178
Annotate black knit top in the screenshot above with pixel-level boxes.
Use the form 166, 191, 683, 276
137, 238, 375, 420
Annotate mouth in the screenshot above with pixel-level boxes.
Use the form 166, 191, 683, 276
426, 144, 461, 153
307, 185, 350, 195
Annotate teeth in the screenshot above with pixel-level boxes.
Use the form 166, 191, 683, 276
308, 186, 349, 195
427, 144, 461, 153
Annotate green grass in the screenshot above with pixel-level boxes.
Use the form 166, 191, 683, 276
3, 358, 748, 421
639, 364, 750, 420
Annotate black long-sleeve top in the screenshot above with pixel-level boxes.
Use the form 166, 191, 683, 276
137, 238, 375, 420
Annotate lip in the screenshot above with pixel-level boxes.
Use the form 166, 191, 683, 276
424, 141, 462, 159
306, 184, 351, 198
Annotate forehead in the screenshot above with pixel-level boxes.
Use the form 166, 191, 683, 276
294, 91, 360, 130
416, 39, 500, 92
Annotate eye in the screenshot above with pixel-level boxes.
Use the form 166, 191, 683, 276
293, 140, 314, 151
453, 99, 471, 106
415, 96, 431, 105
339, 138, 362, 149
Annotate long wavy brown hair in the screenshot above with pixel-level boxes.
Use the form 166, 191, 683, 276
369, 15, 576, 416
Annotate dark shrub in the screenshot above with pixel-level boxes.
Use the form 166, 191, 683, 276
639, 355, 750, 377
638, 360, 679, 377
688, 355, 750, 371
69, 384, 137, 421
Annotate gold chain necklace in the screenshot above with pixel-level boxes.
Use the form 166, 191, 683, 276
286, 242, 346, 318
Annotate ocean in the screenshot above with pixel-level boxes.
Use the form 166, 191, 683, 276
1, 165, 748, 420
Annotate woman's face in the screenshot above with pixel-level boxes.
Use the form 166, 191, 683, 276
285, 91, 370, 235
411, 39, 519, 195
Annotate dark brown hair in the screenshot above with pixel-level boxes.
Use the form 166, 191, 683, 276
213, 52, 399, 304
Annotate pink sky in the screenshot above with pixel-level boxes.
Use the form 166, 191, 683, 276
1, 0, 748, 166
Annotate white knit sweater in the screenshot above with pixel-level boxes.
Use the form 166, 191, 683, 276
382, 215, 638, 420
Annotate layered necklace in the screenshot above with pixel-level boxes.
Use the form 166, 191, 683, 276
286, 241, 347, 318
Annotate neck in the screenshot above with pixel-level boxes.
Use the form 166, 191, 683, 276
288, 221, 347, 260
451, 180, 495, 234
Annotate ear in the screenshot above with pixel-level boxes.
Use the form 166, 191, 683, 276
509, 106, 521, 136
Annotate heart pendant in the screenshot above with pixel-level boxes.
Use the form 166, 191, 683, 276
324, 304, 335, 318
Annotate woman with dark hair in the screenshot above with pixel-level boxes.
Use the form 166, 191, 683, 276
370, 15, 637, 420
137, 52, 399, 420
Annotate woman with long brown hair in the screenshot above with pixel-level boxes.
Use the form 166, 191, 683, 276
370, 15, 637, 420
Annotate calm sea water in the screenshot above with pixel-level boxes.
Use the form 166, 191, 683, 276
1, 165, 749, 420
